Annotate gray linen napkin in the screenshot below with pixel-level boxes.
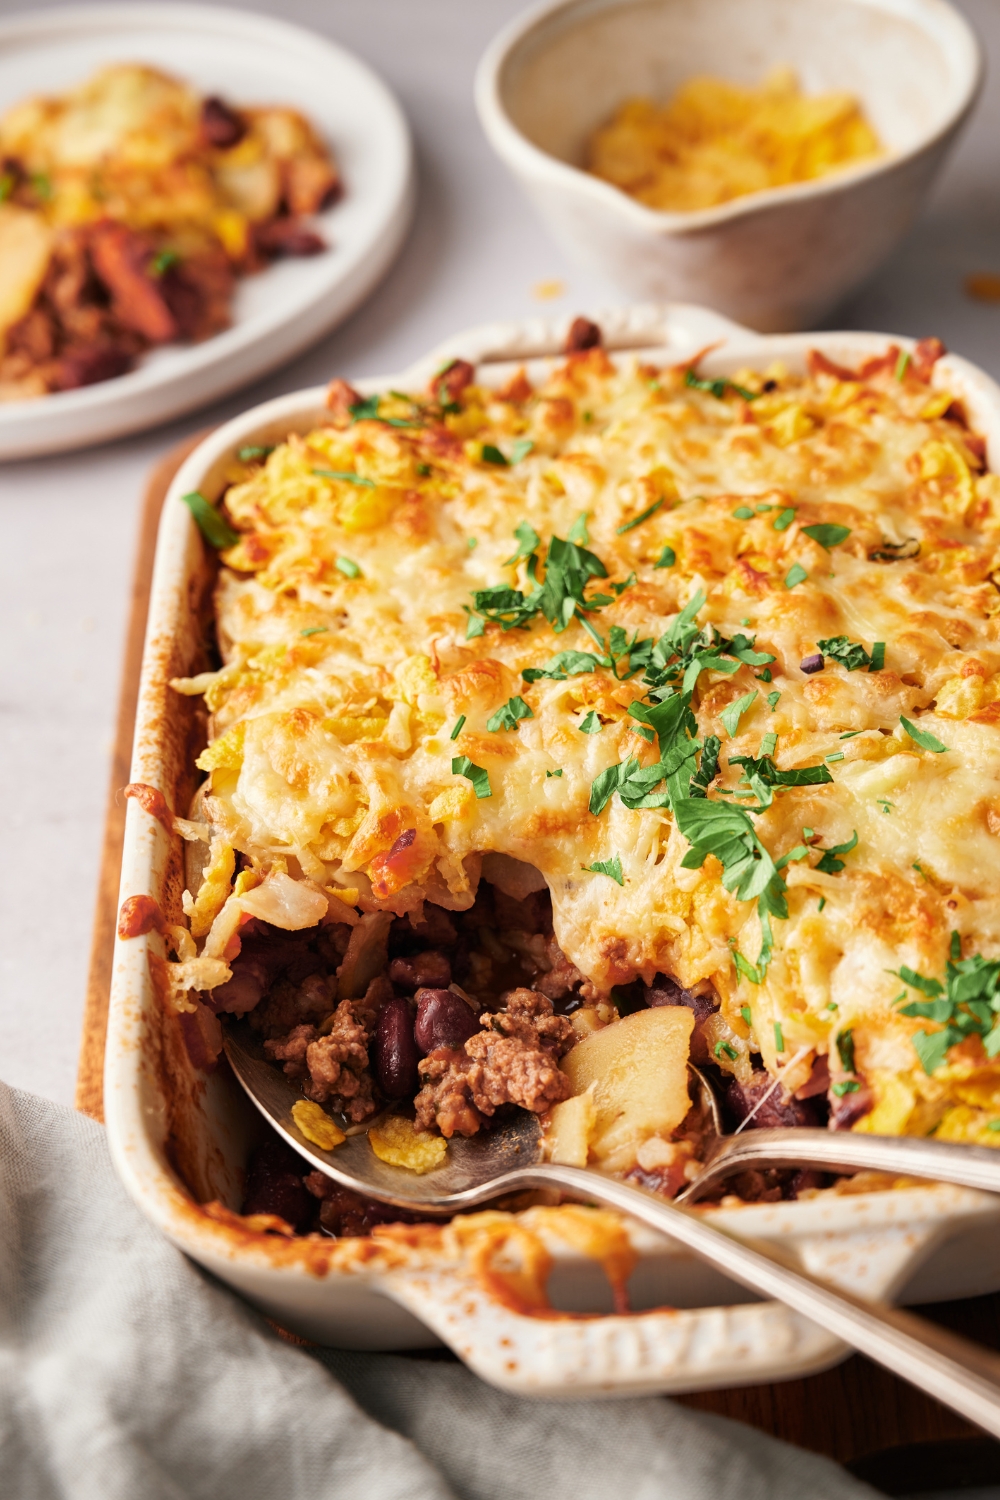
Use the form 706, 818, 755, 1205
0, 1079, 880, 1500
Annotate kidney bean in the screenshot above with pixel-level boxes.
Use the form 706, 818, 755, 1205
414, 988, 480, 1055
389, 950, 452, 992
800, 653, 825, 674
374, 995, 420, 1098
201, 96, 246, 148
725, 1070, 825, 1131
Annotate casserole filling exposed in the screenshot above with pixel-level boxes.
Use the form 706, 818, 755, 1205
168, 322, 1000, 1221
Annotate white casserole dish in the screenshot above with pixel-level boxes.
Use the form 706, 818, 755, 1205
104, 303, 1000, 1397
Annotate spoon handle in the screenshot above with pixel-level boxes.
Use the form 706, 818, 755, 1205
676, 1127, 1000, 1202
518, 1162, 1000, 1439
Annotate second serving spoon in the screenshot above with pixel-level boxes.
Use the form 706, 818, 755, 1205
224, 1019, 1000, 1438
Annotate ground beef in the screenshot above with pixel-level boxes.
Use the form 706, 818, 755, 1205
414, 987, 575, 1137
262, 976, 390, 1122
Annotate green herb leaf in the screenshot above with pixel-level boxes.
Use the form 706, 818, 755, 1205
767, 691, 781, 711
335, 556, 361, 578
237, 444, 274, 462
728, 752, 833, 812
734, 950, 762, 985
348, 394, 421, 429
300, 625, 328, 637
547, 768, 563, 778
836, 1028, 856, 1074
741, 1006, 752, 1026
510, 439, 534, 464
312, 468, 375, 487
481, 443, 508, 466
686, 369, 757, 402
774, 1021, 785, 1053
832, 1080, 860, 1096
567, 512, 590, 544
732, 506, 754, 520
815, 830, 858, 875
617, 498, 664, 535
452, 756, 492, 799
825, 751, 845, 763
181, 491, 239, 550
817, 635, 877, 672
817, 896, 826, 912
486, 696, 533, 732
901, 717, 949, 753
150, 248, 180, 277
784, 563, 808, 589
721, 690, 758, 738
522, 649, 602, 683
773, 508, 796, 532
895, 349, 911, 382
870, 641, 886, 672
654, 545, 676, 569
449, 715, 466, 741
714, 1041, 739, 1062
578, 710, 602, 734
588, 854, 624, 885
465, 611, 485, 639
802, 523, 851, 549
467, 536, 478, 550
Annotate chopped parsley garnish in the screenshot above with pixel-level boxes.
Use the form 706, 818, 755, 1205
832, 1080, 860, 1096
449, 715, 466, 741
481, 443, 508, 466
416, 462, 432, 476
774, 1022, 785, 1053
840, 730, 863, 739
773, 508, 796, 531
654, 546, 676, 569
877, 798, 893, 814
468, 529, 622, 635
817, 636, 884, 672
802, 523, 852, 549
892, 947, 1000, 1073
901, 717, 949, 753
300, 625, 328, 637
741, 1006, 752, 1026
686, 369, 758, 402
732, 506, 754, 520
767, 691, 781, 711
989, 1120, 1000, 1133
150, 248, 180, 277
568, 512, 590, 544
785, 563, 808, 589
313, 468, 375, 487
913, 861, 928, 881
588, 854, 624, 885
487, 696, 533, 732
714, 1040, 739, 1062
895, 349, 911, 381
510, 439, 534, 464
578, 710, 602, 734
180, 491, 238, 550
348, 394, 421, 429
726, 752, 833, 811
546, 768, 563, 778
452, 756, 492, 799
468, 537, 477, 550
817, 896, 827, 912
721, 691, 758, 738
836, 1028, 856, 1074
237, 444, 274, 462
814, 830, 858, 875
617, 498, 664, 534
335, 556, 361, 578
825, 751, 845, 762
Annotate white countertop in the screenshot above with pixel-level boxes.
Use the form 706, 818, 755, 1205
3, 0, 1000, 1107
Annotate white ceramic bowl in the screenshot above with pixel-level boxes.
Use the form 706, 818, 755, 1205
475, 0, 982, 331
105, 304, 1000, 1397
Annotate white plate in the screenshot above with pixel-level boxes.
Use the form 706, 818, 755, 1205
104, 304, 1000, 1397
0, 3, 414, 461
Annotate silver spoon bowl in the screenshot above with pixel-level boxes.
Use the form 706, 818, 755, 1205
223, 1020, 1000, 1439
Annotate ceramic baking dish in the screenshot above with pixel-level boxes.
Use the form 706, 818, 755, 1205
104, 303, 1000, 1397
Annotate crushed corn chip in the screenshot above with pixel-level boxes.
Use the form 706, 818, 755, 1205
291, 1099, 346, 1151
368, 1114, 447, 1173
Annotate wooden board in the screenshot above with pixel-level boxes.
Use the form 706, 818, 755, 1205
78, 437, 1000, 1491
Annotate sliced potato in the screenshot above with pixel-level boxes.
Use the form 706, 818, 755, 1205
0, 205, 53, 340
562, 1006, 694, 1171
546, 1084, 596, 1166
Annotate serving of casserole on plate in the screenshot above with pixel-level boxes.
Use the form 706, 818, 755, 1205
0, 4, 412, 459
105, 305, 1000, 1395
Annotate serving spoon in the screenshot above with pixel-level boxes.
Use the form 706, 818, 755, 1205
223, 1020, 1000, 1437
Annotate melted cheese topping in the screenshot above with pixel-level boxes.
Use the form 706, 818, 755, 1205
175, 346, 1000, 1142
